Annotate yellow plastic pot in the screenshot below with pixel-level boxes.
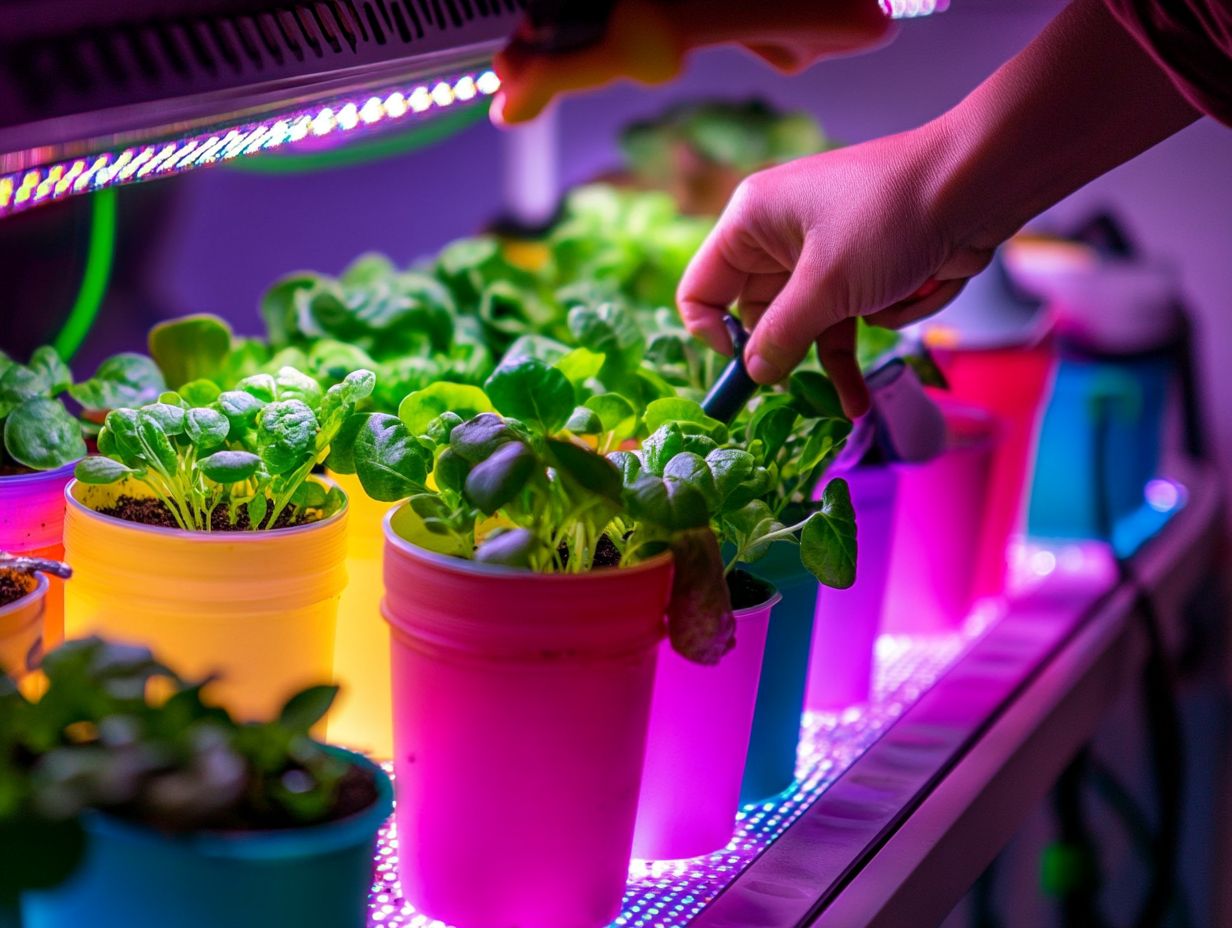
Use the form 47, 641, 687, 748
0, 571, 46, 681
63, 478, 348, 721
324, 470, 397, 757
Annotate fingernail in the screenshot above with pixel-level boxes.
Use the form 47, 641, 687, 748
745, 354, 782, 384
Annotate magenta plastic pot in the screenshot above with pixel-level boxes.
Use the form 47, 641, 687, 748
632, 585, 777, 860
882, 405, 999, 635
0, 461, 77, 647
806, 466, 898, 711
382, 507, 673, 928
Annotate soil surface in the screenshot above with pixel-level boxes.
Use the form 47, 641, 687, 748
0, 464, 36, 477
0, 570, 36, 607
96, 496, 310, 531
728, 569, 774, 610
557, 533, 623, 569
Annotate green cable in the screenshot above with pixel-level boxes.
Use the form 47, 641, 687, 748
226, 102, 489, 175
52, 187, 117, 362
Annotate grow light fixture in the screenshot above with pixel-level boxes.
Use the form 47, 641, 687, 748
0, 69, 499, 218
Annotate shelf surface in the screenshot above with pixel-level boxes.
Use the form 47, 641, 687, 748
361, 468, 1213, 928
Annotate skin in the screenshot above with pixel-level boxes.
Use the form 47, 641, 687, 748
495, 0, 1201, 417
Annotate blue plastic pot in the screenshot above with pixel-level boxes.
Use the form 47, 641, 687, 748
23, 750, 392, 928
739, 544, 819, 803
1028, 354, 1171, 545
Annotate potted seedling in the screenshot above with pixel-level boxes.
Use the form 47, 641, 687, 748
3, 637, 391, 928
64, 365, 374, 722
1, 347, 164, 648
602, 394, 855, 855
329, 353, 732, 928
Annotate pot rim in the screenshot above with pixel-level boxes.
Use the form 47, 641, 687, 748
0, 459, 81, 487
79, 747, 392, 860
65, 476, 348, 542
0, 571, 48, 619
382, 503, 674, 582
733, 586, 782, 617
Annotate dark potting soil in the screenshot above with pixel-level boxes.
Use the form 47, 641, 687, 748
727, 569, 774, 610
556, 533, 623, 569
0, 571, 35, 607
96, 496, 310, 531
0, 464, 36, 477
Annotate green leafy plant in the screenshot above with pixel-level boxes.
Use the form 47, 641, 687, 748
0, 347, 165, 473
331, 355, 736, 663
74, 366, 374, 531
0, 637, 358, 905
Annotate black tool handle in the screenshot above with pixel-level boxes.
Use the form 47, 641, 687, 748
518, 0, 620, 54
701, 316, 759, 423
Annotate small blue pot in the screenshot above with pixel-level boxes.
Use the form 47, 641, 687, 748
738, 544, 819, 803
23, 750, 392, 928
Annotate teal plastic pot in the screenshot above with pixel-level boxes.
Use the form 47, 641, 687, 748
739, 544, 820, 803
22, 750, 391, 928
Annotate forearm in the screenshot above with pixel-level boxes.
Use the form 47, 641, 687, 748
925, 0, 1200, 254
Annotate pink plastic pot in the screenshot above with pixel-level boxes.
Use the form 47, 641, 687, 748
382, 508, 673, 928
806, 466, 898, 711
0, 461, 76, 648
930, 337, 1057, 599
882, 405, 999, 635
632, 586, 777, 860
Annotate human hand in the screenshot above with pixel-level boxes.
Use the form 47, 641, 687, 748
676, 123, 995, 419
492, 0, 892, 125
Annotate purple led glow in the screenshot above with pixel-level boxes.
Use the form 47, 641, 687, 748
0, 70, 500, 219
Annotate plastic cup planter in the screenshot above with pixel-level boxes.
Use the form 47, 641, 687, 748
325, 469, 398, 758
63, 477, 348, 722
22, 749, 392, 928
882, 405, 999, 636
0, 460, 77, 648
806, 466, 899, 712
382, 506, 672, 928
930, 336, 1057, 600
634, 583, 777, 859
0, 571, 48, 681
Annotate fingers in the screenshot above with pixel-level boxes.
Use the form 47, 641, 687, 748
816, 319, 870, 419
492, 0, 683, 126
743, 249, 845, 384
864, 277, 968, 330
677, 227, 752, 355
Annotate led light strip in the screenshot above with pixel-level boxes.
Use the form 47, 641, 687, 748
882, 0, 950, 18
0, 70, 500, 219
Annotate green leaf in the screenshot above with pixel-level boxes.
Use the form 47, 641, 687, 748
340, 252, 396, 287
432, 447, 470, 496
643, 397, 726, 439
641, 423, 684, 476
748, 402, 798, 461
68, 353, 167, 412
291, 480, 328, 509
217, 390, 264, 428
28, 346, 72, 395
140, 402, 186, 437
180, 379, 222, 406
278, 684, 339, 733
322, 411, 365, 474
200, 450, 262, 483
475, 528, 540, 567
662, 451, 718, 509
546, 438, 622, 502
257, 400, 319, 475
390, 497, 471, 557
136, 412, 178, 474
607, 450, 642, 484
800, 478, 857, 589
449, 413, 516, 464
625, 473, 709, 531
274, 366, 324, 409
464, 441, 536, 515
398, 383, 495, 436
185, 407, 230, 450
237, 373, 277, 404
353, 414, 430, 501
788, 370, 844, 420
554, 347, 606, 385
74, 455, 132, 485
565, 406, 602, 435
483, 359, 574, 433
706, 448, 755, 504
247, 493, 269, 528
3, 398, 86, 470
148, 315, 233, 389
260, 272, 320, 347
584, 394, 638, 443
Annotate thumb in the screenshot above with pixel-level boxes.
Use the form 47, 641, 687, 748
743, 254, 844, 384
